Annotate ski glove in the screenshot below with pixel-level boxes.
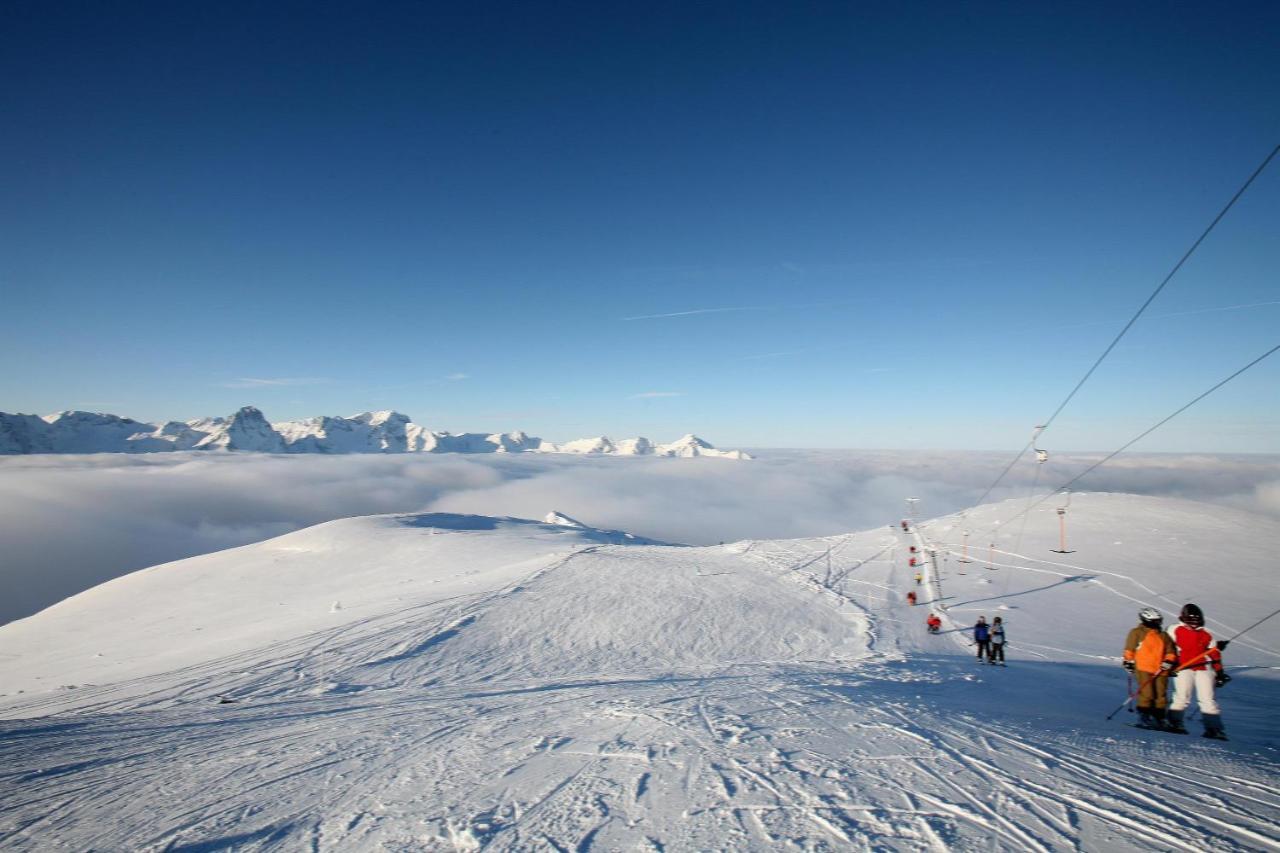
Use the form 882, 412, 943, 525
1214, 672, 1231, 688
1159, 661, 1175, 673
1122, 660, 1136, 672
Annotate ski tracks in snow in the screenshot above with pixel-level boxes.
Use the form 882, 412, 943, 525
2, 538, 1280, 850
6, 658, 1277, 850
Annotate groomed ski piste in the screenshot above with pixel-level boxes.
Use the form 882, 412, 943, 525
1, 493, 1278, 850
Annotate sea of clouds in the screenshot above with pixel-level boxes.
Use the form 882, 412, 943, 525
1, 449, 1277, 625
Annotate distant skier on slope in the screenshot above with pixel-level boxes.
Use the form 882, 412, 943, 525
907, 590, 917, 606
988, 616, 1006, 665
973, 616, 991, 661
1165, 603, 1230, 739
926, 613, 942, 633
1123, 608, 1178, 729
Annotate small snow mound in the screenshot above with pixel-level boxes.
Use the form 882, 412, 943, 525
543, 511, 586, 528
330, 601, 342, 613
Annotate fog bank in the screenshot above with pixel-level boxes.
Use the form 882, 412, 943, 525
1, 449, 1276, 625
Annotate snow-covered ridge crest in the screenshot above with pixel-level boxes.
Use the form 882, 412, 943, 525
0, 407, 751, 459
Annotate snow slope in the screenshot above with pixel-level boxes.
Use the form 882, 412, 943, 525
0, 407, 751, 459
0, 494, 1277, 850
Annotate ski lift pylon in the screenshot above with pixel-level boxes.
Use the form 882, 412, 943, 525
1051, 490, 1075, 554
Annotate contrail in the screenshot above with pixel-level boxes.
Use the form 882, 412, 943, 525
623, 306, 767, 321
1148, 300, 1280, 320
624, 299, 866, 322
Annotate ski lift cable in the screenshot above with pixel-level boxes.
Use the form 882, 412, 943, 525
971, 141, 1280, 509
1219, 606, 1280, 650
1036, 141, 1279, 437
933, 543, 1280, 658
999, 341, 1280, 530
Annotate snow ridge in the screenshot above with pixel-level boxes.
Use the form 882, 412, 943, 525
0, 407, 751, 459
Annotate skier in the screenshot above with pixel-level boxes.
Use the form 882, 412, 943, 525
913, 569, 922, 584
1166, 603, 1230, 739
906, 590, 917, 606
1122, 607, 1178, 729
901, 520, 909, 531
988, 616, 1006, 664
973, 616, 991, 661
926, 613, 942, 633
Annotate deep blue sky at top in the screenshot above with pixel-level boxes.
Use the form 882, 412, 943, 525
2, 2, 1277, 451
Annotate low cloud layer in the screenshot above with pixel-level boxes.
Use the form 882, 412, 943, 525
1, 450, 1277, 625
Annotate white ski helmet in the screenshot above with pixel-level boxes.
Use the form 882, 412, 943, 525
1139, 607, 1162, 627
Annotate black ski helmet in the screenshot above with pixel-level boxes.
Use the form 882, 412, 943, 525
1180, 603, 1205, 627
1139, 607, 1162, 628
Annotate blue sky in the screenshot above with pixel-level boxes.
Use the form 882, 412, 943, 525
2, 1, 1277, 451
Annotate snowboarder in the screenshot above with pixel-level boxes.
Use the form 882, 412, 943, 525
926, 613, 942, 633
1166, 603, 1229, 739
906, 590, 917, 606
1122, 607, 1178, 729
988, 616, 1006, 664
973, 616, 991, 661
913, 568, 922, 584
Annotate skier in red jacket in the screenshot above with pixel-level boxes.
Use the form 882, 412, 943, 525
1166, 603, 1229, 739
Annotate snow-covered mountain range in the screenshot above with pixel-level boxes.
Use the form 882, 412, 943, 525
0, 407, 750, 459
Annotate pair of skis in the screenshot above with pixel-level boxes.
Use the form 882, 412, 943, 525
1131, 722, 1227, 740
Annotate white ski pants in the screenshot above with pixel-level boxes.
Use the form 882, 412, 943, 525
1169, 668, 1218, 715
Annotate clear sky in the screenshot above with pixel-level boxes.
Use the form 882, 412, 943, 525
2, 2, 1277, 451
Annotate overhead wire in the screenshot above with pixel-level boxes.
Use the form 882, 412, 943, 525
971, 141, 1280, 510
995, 342, 1280, 531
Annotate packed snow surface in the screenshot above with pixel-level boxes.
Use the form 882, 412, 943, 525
1, 493, 1278, 850
0, 407, 751, 458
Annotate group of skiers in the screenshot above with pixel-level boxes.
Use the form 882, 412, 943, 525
905, 587, 944, 634
912, 607, 1007, 664
972, 615, 1006, 664
892, 520, 1233, 733
1123, 603, 1229, 739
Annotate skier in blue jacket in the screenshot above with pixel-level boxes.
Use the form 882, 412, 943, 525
973, 616, 991, 661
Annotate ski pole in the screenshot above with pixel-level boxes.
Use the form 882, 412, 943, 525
1105, 675, 1139, 720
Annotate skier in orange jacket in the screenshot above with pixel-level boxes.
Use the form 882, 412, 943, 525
1123, 607, 1178, 729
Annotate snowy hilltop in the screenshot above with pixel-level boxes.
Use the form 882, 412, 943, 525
0, 406, 751, 459
1, 493, 1277, 850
